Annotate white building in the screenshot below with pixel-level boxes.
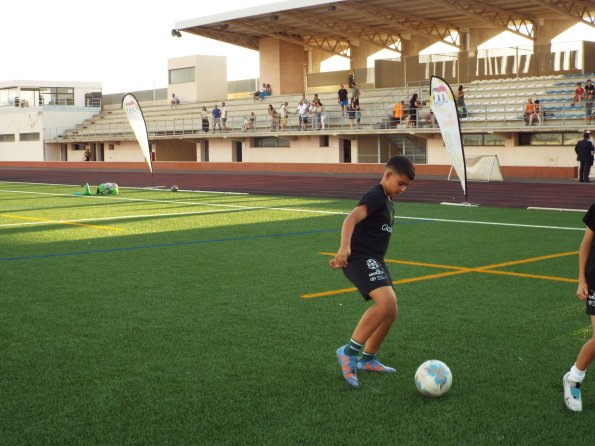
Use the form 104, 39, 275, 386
0, 80, 102, 161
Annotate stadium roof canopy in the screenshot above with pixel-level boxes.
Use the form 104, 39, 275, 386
176, 0, 595, 57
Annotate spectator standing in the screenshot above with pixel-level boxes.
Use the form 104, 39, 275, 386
310, 100, 320, 130
221, 102, 229, 130
200, 106, 209, 133
268, 104, 278, 131
297, 98, 309, 131
212, 105, 222, 132
171, 93, 180, 108
586, 92, 594, 125
456, 85, 467, 118
338, 84, 349, 116
83, 147, 91, 161
585, 79, 594, 100
406, 93, 419, 128
571, 83, 585, 107
351, 82, 361, 107
319, 102, 328, 129
576, 131, 595, 183
280, 102, 289, 131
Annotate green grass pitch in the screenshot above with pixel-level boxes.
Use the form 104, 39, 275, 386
0, 181, 592, 445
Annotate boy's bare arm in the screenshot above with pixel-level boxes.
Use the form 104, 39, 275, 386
577, 227, 594, 300
329, 205, 368, 269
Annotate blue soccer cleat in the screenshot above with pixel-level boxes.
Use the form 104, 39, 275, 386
357, 357, 396, 374
336, 345, 359, 388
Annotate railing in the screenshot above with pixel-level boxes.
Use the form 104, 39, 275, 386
0, 98, 102, 109
46, 100, 591, 142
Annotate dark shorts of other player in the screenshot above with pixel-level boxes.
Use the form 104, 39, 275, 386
586, 275, 595, 315
343, 257, 394, 301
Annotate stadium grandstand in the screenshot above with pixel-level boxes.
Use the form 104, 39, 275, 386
2, 0, 595, 198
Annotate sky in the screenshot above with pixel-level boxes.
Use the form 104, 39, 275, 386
1, 0, 279, 93
3, 1, 595, 94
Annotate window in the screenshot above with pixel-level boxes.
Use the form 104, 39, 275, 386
39, 87, 74, 106
169, 67, 195, 84
108, 144, 115, 150
563, 132, 583, 146
19, 133, 40, 141
253, 137, 290, 147
0, 134, 15, 142
462, 134, 505, 146
0, 88, 18, 106
484, 134, 506, 146
531, 133, 562, 146
319, 135, 329, 147
462, 134, 483, 146
519, 133, 564, 146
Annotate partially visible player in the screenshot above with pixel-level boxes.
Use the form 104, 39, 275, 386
563, 201, 595, 411
330, 155, 415, 388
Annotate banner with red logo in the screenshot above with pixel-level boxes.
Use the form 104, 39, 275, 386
430, 76, 467, 198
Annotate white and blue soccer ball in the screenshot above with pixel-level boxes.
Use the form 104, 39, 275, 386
171, 185, 179, 192
415, 360, 452, 397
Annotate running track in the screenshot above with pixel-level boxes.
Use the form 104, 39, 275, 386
1, 167, 594, 209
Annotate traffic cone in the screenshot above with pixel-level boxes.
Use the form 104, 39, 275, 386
83, 183, 91, 196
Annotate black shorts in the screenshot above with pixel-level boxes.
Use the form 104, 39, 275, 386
343, 257, 394, 301
587, 290, 595, 315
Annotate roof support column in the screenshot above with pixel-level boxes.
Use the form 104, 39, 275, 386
259, 37, 307, 95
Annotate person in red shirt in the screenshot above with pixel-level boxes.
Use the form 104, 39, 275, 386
571, 82, 585, 107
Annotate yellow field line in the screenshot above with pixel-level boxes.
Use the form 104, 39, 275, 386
303, 251, 577, 298
475, 251, 578, 270
2, 214, 124, 231
319, 252, 468, 270
476, 268, 577, 283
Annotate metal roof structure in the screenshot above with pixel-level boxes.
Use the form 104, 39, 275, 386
176, 0, 595, 57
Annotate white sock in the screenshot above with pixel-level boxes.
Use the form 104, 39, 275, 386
569, 364, 586, 383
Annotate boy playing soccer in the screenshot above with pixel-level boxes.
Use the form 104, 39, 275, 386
330, 155, 415, 388
563, 201, 595, 411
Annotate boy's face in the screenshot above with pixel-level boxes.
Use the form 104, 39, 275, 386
383, 170, 411, 198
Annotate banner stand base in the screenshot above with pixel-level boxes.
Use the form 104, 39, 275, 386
440, 201, 480, 207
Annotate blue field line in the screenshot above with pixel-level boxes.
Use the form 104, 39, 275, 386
0, 219, 430, 262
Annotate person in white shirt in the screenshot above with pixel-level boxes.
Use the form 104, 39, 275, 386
221, 102, 229, 130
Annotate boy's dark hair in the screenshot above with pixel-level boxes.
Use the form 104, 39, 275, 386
385, 155, 415, 180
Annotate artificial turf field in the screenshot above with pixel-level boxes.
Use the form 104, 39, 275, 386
0, 181, 593, 445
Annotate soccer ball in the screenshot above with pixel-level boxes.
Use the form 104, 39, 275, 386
415, 360, 452, 397
171, 185, 178, 192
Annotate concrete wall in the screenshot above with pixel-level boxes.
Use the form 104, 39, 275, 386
156, 139, 196, 161
168, 55, 228, 103
241, 135, 342, 163
0, 109, 43, 161
427, 134, 578, 168
85, 141, 146, 163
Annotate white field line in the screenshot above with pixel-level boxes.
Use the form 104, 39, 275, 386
0, 180, 247, 195
527, 206, 587, 212
0, 188, 584, 231
0, 208, 252, 228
